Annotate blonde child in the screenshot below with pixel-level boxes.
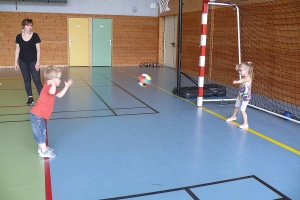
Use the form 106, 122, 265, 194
226, 62, 253, 129
29, 66, 73, 158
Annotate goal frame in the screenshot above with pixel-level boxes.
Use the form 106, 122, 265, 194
198, 0, 300, 124
198, 1, 241, 107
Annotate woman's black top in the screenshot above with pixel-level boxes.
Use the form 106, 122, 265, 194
15, 33, 41, 63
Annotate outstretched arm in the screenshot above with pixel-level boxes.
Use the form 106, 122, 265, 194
233, 76, 251, 84
56, 79, 73, 98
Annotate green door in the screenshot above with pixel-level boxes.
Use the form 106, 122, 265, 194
92, 18, 112, 66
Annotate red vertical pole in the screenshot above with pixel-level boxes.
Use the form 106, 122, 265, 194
197, 0, 209, 107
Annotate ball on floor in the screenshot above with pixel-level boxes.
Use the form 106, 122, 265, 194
138, 74, 151, 87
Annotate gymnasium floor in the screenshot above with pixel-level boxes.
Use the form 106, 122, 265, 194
0, 66, 299, 200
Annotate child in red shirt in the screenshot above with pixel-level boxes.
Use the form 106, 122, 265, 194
30, 66, 73, 158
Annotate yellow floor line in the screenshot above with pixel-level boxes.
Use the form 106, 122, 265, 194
201, 107, 300, 156
119, 69, 300, 156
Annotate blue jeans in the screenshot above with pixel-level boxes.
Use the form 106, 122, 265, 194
29, 113, 46, 144
19, 60, 43, 96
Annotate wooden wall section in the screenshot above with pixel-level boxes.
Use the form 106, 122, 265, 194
0, 12, 158, 67
159, 0, 203, 76
180, 11, 201, 76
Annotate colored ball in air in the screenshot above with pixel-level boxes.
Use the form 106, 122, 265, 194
138, 74, 151, 87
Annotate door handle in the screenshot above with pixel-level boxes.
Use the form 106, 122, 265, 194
170, 42, 175, 47
109, 40, 111, 45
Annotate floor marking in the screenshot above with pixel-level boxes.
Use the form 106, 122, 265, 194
201, 107, 300, 156
119, 69, 300, 156
0, 77, 22, 80
118, 69, 199, 104
45, 122, 53, 200
79, 74, 118, 115
98, 72, 159, 114
100, 175, 290, 200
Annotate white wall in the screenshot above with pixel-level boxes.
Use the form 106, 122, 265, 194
0, 0, 159, 16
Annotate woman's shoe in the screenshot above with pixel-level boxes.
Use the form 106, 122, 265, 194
27, 97, 34, 106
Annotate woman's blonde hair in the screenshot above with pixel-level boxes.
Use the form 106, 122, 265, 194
238, 61, 254, 80
44, 66, 62, 81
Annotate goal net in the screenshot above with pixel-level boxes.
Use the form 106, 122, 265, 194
204, 0, 300, 122
158, 0, 170, 13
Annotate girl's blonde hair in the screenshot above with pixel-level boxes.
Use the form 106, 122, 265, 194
238, 61, 254, 80
44, 66, 62, 81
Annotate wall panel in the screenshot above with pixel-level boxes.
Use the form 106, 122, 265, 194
0, 12, 158, 67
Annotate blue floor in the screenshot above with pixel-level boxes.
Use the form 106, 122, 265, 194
1, 66, 300, 200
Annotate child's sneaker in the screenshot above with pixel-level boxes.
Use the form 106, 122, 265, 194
39, 150, 56, 158
38, 146, 54, 154
226, 116, 236, 122
239, 124, 249, 129
27, 97, 34, 106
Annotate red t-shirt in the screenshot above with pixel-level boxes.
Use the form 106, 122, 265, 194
30, 84, 58, 120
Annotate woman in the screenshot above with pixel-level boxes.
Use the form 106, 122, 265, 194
15, 18, 43, 105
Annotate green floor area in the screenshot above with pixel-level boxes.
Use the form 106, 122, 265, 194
0, 122, 45, 200
0, 78, 46, 200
